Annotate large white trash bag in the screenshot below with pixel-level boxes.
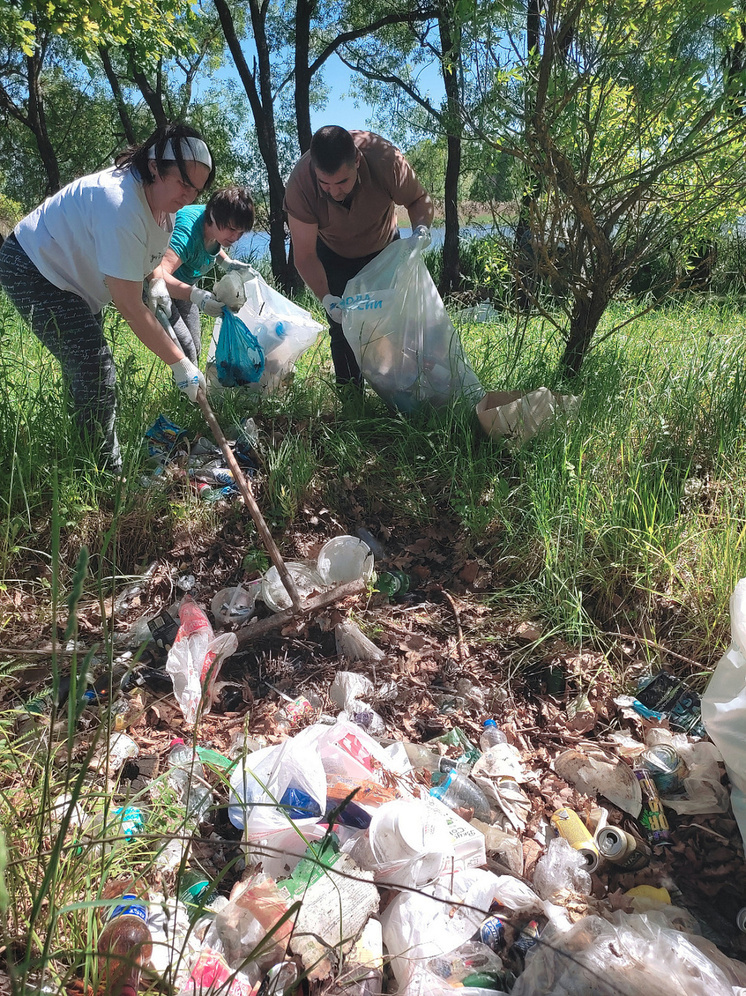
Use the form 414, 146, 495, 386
207, 266, 323, 394
701, 577, 746, 850
340, 238, 483, 413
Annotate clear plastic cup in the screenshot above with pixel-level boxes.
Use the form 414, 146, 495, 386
316, 535, 375, 585
261, 561, 326, 612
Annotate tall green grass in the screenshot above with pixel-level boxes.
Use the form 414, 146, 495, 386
3, 293, 746, 658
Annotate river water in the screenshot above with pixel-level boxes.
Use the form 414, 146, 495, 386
232, 222, 505, 263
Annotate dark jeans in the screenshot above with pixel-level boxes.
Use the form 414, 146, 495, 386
317, 233, 399, 386
0, 233, 121, 472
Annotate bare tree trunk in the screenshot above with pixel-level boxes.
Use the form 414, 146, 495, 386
214, 0, 300, 293
561, 288, 610, 376
27, 49, 61, 194
129, 58, 169, 130
514, 0, 542, 311
438, 12, 462, 295
294, 0, 315, 153
99, 47, 136, 146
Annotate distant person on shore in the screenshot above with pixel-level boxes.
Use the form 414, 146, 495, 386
147, 186, 256, 363
0, 123, 215, 474
284, 126, 434, 386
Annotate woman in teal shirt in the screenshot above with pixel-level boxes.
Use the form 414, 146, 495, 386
151, 186, 255, 361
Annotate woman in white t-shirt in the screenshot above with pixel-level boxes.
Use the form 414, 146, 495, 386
0, 123, 217, 474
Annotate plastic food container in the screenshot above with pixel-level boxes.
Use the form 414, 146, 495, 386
317, 535, 375, 585
210, 584, 259, 626
368, 799, 452, 886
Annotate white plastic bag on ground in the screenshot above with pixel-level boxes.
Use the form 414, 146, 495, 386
702, 578, 746, 848
228, 727, 327, 836
509, 910, 746, 996
165, 597, 237, 725
329, 664, 385, 733
381, 868, 543, 989
532, 836, 592, 900
340, 238, 483, 412
206, 266, 323, 394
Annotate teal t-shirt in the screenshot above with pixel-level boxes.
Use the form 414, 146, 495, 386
169, 205, 219, 284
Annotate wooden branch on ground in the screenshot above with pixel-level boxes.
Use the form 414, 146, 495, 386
235, 579, 367, 646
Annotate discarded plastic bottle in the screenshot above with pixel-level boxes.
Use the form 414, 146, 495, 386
438, 756, 474, 776
429, 769, 491, 823
479, 719, 508, 751
373, 569, 410, 600
402, 741, 441, 773
167, 739, 212, 823
97, 891, 152, 996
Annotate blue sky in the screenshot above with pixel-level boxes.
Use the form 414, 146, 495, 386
309, 61, 369, 133
309, 56, 445, 140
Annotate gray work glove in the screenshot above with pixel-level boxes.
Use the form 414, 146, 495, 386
170, 357, 206, 402
189, 286, 224, 318
322, 294, 342, 320
218, 257, 254, 275
145, 276, 171, 316
410, 224, 432, 249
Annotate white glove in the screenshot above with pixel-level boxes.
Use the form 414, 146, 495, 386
213, 271, 247, 312
190, 286, 224, 318
322, 294, 342, 320
219, 257, 254, 275
410, 225, 432, 249
170, 357, 206, 402
145, 276, 171, 316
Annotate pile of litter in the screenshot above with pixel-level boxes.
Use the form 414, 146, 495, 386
11, 547, 746, 995
140, 414, 260, 501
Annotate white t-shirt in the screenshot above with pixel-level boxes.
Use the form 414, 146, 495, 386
15, 166, 172, 313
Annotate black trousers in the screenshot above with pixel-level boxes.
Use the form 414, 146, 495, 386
316, 233, 399, 385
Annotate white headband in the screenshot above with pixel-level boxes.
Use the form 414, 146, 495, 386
148, 137, 212, 169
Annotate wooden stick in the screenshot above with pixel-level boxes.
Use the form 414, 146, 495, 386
236, 578, 367, 646
195, 388, 303, 613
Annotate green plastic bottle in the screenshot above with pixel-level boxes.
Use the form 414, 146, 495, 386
373, 569, 410, 600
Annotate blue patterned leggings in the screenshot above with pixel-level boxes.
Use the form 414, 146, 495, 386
0, 233, 121, 472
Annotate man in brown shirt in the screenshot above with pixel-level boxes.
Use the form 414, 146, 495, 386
284, 126, 434, 386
